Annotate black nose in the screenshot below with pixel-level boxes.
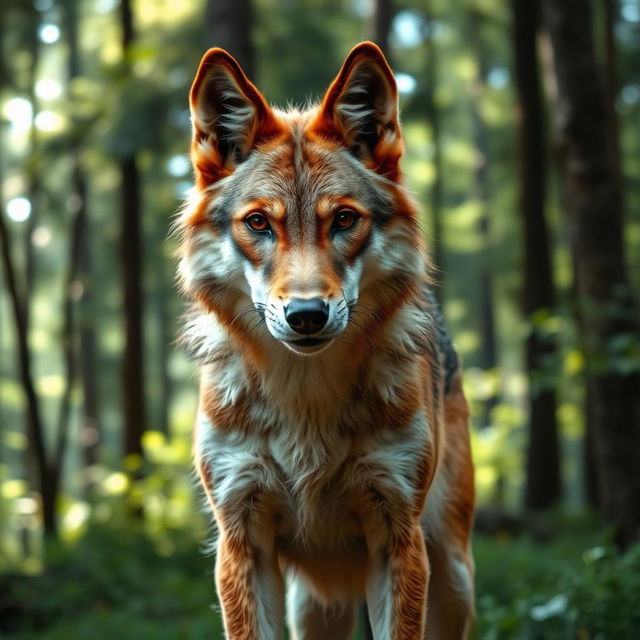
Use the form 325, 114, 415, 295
285, 298, 329, 334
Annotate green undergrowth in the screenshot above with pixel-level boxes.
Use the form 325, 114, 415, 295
0, 521, 222, 639
473, 527, 640, 639
1, 519, 639, 639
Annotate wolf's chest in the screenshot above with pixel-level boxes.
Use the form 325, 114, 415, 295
265, 427, 363, 535
198, 406, 430, 551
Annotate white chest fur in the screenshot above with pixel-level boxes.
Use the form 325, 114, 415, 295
195, 386, 431, 555
193, 302, 435, 561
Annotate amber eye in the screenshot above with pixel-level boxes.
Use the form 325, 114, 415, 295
332, 209, 358, 231
245, 212, 270, 233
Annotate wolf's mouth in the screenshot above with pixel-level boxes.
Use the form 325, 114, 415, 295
287, 337, 328, 347
283, 336, 335, 356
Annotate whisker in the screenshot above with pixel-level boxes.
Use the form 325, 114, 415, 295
228, 302, 260, 330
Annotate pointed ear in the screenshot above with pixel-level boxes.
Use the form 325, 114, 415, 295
189, 48, 283, 186
309, 42, 403, 180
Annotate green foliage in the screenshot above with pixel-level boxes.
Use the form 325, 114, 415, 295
0, 521, 222, 639
3, 524, 639, 639
255, 0, 362, 106
474, 536, 640, 640
2, 1, 640, 636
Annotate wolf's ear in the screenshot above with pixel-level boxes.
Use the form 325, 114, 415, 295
189, 48, 282, 186
309, 42, 402, 180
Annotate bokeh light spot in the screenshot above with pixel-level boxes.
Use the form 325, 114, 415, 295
34, 110, 63, 131
36, 79, 62, 100
6, 197, 32, 222
3, 98, 33, 134
167, 154, 190, 177
395, 73, 417, 95
39, 24, 60, 44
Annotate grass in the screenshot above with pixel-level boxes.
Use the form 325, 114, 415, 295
0, 523, 223, 639
1, 518, 639, 639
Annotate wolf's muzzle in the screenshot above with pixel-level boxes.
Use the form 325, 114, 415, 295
284, 298, 329, 334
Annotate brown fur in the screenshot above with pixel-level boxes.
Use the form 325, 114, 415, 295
179, 43, 475, 640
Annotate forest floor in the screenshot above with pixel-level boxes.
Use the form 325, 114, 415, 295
1, 517, 639, 639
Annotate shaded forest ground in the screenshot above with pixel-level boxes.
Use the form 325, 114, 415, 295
1, 517, 639, 639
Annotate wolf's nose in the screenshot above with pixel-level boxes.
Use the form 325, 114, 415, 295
285, 298, 329, 334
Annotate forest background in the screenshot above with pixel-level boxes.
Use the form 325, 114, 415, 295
1, 0, 640, 638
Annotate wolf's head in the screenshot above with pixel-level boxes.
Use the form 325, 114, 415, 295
178, 43, 426, 361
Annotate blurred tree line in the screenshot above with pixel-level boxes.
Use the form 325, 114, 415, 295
1, 0, 640, 572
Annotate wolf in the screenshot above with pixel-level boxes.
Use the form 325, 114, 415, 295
177, 42, 475, 640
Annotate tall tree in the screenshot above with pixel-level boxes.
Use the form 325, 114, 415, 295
542, 0, 640, 546
150, 215, 172, 437
511, 0, 561, 509
424, 3, 445, 298
0, 145, 56, 537
63, 0, 101, 491
582, 0, 623, 512
0, 1, 93, 537
602, 0, 623, 193
52, 189, 84, 509
467, 9, 498, 425
205, 0, 254, 78
120, 0, 146, 462
369, 0, 392, 57
0, 3, 61, 537
155, 276, 172, 436
24, 13, 41, 323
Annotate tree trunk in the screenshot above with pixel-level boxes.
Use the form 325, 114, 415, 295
156, 280, 172, 436
64, 0, 101, 493
120, 0, 146, 461
150, 220, 172, 437
369, 0, 393, 57
120, 154, 145, 460
24, 19, 41, 325
424, 3, 444, 300
583, 392, 600, 508
51, 163, 85, 507
467, 10, 498, 426
79, 272, 101, 485
205, 0, 254, 79
602, 0, 623, 193
0, 12, 57, 538
579, 0, 621, 514
542, 0, 640, 547
0, 168, 56, 538
21, 12, 42, 509
511, 0, 561, 510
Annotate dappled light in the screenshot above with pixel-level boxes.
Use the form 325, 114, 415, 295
1, 0, 640, 638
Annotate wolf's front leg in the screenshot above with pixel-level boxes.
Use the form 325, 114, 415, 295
215, 533, 284, 640
366, 523, 429, 640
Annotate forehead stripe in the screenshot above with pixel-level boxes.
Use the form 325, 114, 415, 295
233, 198, 286, 221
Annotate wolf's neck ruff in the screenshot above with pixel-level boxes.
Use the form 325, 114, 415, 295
192, 288, 436, 436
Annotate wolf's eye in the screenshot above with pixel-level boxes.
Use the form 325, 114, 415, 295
332, 209, 358, 231
245, 213, 271, 233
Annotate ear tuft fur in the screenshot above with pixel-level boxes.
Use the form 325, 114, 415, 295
189, 49, 283, 186
309, 42, 403, 181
